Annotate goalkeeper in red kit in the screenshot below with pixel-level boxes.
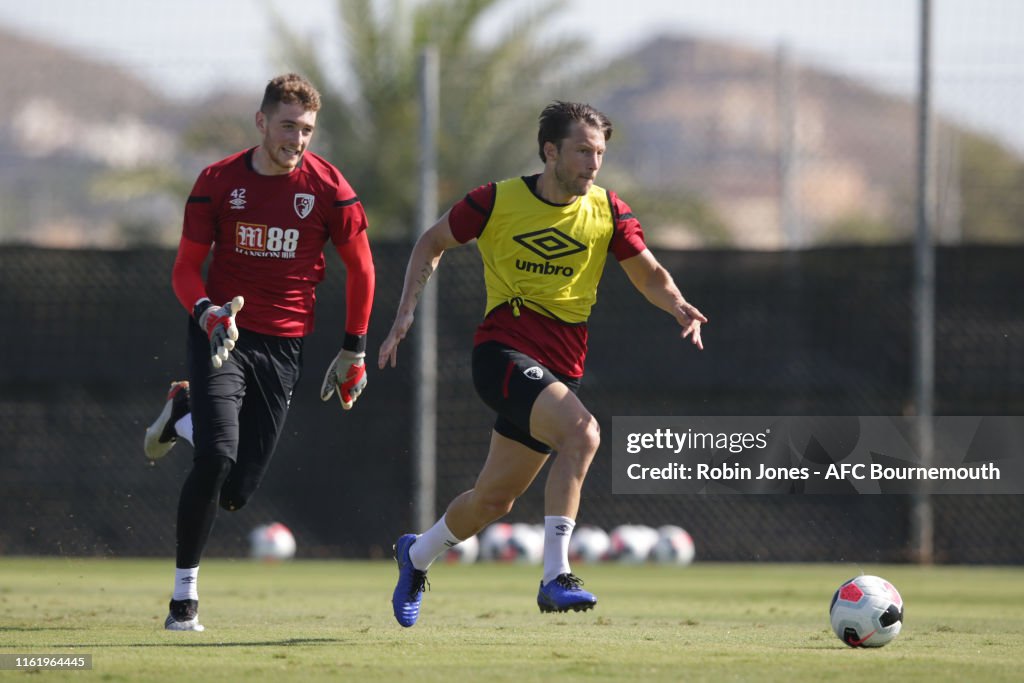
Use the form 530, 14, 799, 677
142, 74, 375, 631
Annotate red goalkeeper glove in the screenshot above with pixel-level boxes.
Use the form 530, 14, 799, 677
320, 349, 367, 410
194, 296, 244, 369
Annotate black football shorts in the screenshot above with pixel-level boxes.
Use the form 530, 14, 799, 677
187, 318, 303, 469
471, 341, 581, 454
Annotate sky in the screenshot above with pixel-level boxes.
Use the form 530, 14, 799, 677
1, 0, 1022, 153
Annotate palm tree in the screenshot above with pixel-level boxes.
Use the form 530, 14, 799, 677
272, 0, 591, 237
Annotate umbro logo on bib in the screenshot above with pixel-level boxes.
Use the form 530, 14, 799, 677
513, 227, 586, 260
524, 366, 544, 380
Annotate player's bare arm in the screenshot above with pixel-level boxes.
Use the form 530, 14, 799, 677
619, 248, 707, 350
378, 213, 463, 369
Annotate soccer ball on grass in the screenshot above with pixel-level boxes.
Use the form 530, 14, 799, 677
249, 522, 296, 561
508, 523, 543, 564
442, 533, 480, 563
568, 525, 611, 563
608, 524, 659, 563
479, 522, 515, 561
829, 574, 904, 647
650, 525, 696, 565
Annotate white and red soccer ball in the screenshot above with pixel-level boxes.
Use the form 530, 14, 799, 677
442, 533, 480, 564
609, 524, 660, 563
249, 522, 296, 561
479, 522, 515, 561
650, 525, 696, 566
477, 522, 697, 566
478, 522, 543, 563
829, 575, 904, 647
569, 525, 612, 563
508, 523, 544, 564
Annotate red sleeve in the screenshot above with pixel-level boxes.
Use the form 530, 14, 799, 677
608, 191, 647, 261
334, 230, 375, 336
448, 183, 496, 243
327, 173, 369, 245
172, 236, 211, 313
182, 172, 217, 244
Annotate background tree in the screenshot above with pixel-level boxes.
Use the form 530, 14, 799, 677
273, 0, 592, 238
957, 132, 1024, 242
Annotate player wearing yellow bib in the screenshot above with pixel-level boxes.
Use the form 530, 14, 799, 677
379, 101, 706, 627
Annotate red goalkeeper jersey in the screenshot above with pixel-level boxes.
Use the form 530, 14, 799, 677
181, 148, 369, 337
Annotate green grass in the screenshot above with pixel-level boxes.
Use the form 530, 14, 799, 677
1, 558, 1022, 682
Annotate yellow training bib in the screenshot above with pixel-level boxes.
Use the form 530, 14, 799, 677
477, 177, 614, 324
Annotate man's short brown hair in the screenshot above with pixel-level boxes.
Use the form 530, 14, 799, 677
537, 101, 612, 163
260, 73, 322, 115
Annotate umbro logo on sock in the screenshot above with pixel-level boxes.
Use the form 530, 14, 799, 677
555, 524, 571, 535
181, 577, 196, 584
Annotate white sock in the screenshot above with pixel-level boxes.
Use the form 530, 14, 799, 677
542, 516, 575, 586
175, 413, 194, 447
409, 515, 462, 571
172, 566, 199, 601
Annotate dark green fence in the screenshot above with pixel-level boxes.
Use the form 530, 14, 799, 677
1, 244, 1021, 563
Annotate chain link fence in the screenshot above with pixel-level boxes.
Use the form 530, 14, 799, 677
2, 243, 1021, 563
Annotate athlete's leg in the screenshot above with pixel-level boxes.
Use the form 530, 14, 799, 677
218, 392, 285, 512
166, 321, 245, 630
527, 382, 600, 611
409, 430, 547, 569
529, 382, 601, 520
219, 336, 302, 512
175, 321, 245, 567
443, 430, 549, 540
394, 431, 548, 627
409, 387, 593, 571
175, 455, 234, 569
394, 341, 578, 627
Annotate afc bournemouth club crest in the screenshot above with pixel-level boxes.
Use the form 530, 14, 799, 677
294, 193, 315, 219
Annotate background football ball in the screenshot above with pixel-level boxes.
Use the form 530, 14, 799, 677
609, 524, 659, 563
479, 522, 515, 561
507, 523, 544, 564
569, 525, 611, 563
249, 522, 296, 561
478, 522, 544, 563
829, 574, 904, 647
442, 534, 480, 564
650, 525, 696, 565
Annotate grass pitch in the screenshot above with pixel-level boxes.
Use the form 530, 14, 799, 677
1, 558, 1022, 682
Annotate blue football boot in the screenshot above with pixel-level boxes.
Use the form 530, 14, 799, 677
392, 534, 429, 627
537, 573, 597, 613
